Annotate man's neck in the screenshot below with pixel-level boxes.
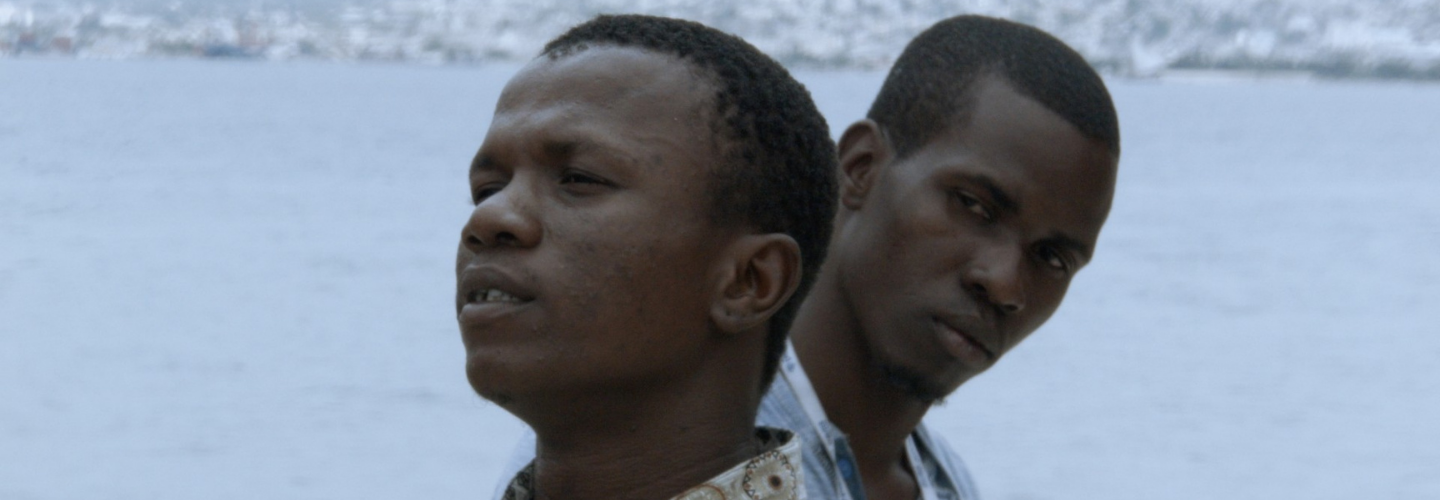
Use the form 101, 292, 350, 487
521, 353, 765, 500
790, 272, 932, 499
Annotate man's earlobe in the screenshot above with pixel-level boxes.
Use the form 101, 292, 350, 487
837, 119, 891, 210
710, 234, 802, 335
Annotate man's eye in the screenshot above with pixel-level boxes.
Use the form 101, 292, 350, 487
558, 170, 612, 197
954, 191, 993, 221
471, 185, 502, 205
1039, 247, 1070, 272
559, 170, 605, 185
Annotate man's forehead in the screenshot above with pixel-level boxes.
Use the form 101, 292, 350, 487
484, 47, 724, 170
497, 46, 712, 113
896, 78, 1116, 244
478, 46, 725, 177
953, 80, 1113, 183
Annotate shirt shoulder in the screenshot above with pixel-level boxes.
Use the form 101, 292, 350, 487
914, 424, 982, 500
490, 430, 538, 500
758, 374, 811, 432
758, 378, 851, 500
497, 461, 537, 500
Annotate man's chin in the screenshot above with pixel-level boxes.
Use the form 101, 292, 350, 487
475, 388, 516, 407
465, 359, 524, 408
876, 361, 955, 406
466, 373, 517, 406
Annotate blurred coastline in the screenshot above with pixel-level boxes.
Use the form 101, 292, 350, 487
3, 0, 1440, 80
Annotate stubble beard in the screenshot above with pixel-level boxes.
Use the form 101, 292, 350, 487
875, 360, 949, 406
857, 332, 950, 406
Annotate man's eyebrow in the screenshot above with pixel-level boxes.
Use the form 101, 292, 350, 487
541, 139, 580, 158
549, 136, 641, 170
470, 154, 497, 174
961, 173, 1020, 214
469, 139, 589, 174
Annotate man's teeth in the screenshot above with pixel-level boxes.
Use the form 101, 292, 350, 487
477, 289, 522, 303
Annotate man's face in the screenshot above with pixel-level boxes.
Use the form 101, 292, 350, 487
838, 76, 1117, 401
455, 47, 732, 408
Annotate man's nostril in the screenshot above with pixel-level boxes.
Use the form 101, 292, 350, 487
970, 282, 988, 297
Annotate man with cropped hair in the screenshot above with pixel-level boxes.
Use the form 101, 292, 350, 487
456, 14, 837, 500
766, 14, 1123, 500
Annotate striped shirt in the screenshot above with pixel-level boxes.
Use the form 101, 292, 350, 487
761, 341, 981, 500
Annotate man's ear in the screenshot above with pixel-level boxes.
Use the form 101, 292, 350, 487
710, 234, 802, 335
837, 119, 892, 210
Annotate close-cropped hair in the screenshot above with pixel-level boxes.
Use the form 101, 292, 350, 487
543, 14, 839, 390
868, 15, 1121, 159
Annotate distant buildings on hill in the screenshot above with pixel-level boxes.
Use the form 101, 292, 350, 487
3, 0, 1438, 80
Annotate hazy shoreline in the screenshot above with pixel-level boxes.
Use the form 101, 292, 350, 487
7, 0, 1440, 82
7, 55, 1440, 84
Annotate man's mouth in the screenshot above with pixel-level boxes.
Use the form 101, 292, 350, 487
457, 281, 534, 331
456, 266, 537, 317
934, 317, 997, 363
467, 288, 526, 304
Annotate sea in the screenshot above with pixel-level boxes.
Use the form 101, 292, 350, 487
2, 59, 1437, 500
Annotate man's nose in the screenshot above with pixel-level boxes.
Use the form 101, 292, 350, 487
963, 242, 1026, 315
460, 182, 542, 252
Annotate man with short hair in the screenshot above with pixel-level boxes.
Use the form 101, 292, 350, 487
491, 14, 1122, 500
456, 14, 837, 500
767, 15, 1122, 500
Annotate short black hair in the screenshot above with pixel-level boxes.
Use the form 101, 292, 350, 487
868, 15, 1121, 159
543, 15, 838, 390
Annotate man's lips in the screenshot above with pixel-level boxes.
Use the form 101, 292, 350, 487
456, 266, 536, 315
467, 288, 526, 304
934, 315, 997, 363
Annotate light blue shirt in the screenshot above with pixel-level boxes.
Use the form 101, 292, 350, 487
491, 341, 981, 500
761, 341, 981, 500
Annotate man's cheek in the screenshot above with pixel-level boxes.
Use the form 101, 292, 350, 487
553, 238, 641, 327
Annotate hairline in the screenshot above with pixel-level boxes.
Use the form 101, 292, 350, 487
882, 70, 1119, 162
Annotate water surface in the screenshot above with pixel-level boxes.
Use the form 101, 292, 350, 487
2, 59, 1437, 500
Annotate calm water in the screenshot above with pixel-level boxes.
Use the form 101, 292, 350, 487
2, 59, 1437, 500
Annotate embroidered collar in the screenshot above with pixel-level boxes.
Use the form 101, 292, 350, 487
502, 427, 804, 500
